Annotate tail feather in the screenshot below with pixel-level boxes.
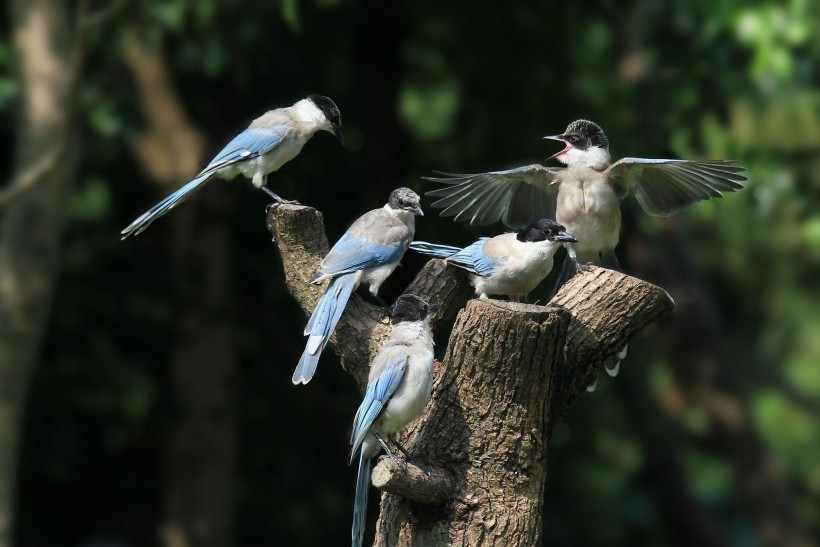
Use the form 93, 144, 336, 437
550, 254, 577, 298
409, 241, 462, 259
352, 453, 373, 547
292, 275, 357, 385
121, 173, 213, 238
599, 250, 622, 271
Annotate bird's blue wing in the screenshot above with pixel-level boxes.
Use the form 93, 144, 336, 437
446, 238, 505, 277
349, 354, 408, 461
313, 231, 406, 282
197, 124, 290, 177
424, 164, 561, 228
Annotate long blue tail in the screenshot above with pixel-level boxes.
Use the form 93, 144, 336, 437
409, 241, 462, 259
292, 274, 357, 385
121, 172, 213, 238
352, 452, 373, 547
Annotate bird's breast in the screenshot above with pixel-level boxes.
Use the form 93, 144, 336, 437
556, 175, 621, 254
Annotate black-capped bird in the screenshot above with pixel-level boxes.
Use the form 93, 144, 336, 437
121, 95, 343, 238
410, 219, 576, 302
425, 119, 746, 289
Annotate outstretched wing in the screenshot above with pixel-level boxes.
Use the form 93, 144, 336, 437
349, 354, 408, 461
607, 158, 746, 217
425, 164, 561, 228
197, 124, 291, 178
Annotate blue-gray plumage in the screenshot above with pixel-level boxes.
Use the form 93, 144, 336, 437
349, 294, 435, 547
425, 119, 746, 289
292, 188, 424, 385
411, 219, 576, 301
121, 94, 343, 238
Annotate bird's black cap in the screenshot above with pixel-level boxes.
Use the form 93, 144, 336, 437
388, 294, 433, 324
517, 219, 577, 243
388, 187, 423, 216
308, 94, 343, 143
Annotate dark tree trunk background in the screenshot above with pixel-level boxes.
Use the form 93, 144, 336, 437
123, 33, 237, 547
0, 0, 80, 543
623, 218, 814, 547
268, 203, 674, 546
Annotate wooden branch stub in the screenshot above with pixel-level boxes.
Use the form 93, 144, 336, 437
548, 265, 676, 422
266, 203, 472, 388
371, 458, 456, 505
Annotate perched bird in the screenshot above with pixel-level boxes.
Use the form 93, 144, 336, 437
292, 188, 424, 385
121, 94, 343, 238
349, 294, 435, 547
410, 219, 576, 302
425, 119, 746, 289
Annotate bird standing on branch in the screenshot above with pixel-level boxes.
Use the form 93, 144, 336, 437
425, 119, 746, 291
410, 219, 576, 302
293, 188, 424, 385
121, 94, 343, 238
348, 294, 435, 547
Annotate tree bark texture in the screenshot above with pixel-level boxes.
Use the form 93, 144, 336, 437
123, 32, 236, 547
268, 203, 674, 546
0, 0, 78, 543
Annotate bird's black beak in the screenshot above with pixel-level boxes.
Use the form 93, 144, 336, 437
333, 124, 344, 145
550, 230, 577, 243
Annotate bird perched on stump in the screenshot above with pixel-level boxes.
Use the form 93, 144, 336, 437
292, 188, 424, 385
425, 119, 746, 291
410, 219, 576, 302
121, 94, 343, 238
348, 294, 435, 547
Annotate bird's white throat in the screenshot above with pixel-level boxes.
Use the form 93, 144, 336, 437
559, 145, 611, 170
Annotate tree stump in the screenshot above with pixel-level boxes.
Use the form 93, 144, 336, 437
267, 203, 674, 546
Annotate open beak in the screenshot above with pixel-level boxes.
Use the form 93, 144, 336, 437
333, 124, 345, 145
544, 134, 570, 161
550, 231, 577, 243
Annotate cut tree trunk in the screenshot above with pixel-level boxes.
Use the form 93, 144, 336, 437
268, 204, 674, 546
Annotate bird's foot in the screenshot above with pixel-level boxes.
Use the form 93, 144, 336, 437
260, 186, 300, 205
375, 433, 409, 471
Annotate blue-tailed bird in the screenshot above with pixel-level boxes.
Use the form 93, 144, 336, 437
410, 219, 575, 302
292, 188, 423, 385
349, 294, 435, 547
121, 95, 343, 238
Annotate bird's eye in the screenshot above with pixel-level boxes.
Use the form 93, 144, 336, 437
567, 135, 578, 144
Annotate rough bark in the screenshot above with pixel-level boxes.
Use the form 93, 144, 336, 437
268, 203, 674, 546
0, 0, 79, 543
123, 32, 236, 547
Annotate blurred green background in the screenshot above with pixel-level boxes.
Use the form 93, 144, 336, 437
2, 0, 819, 545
